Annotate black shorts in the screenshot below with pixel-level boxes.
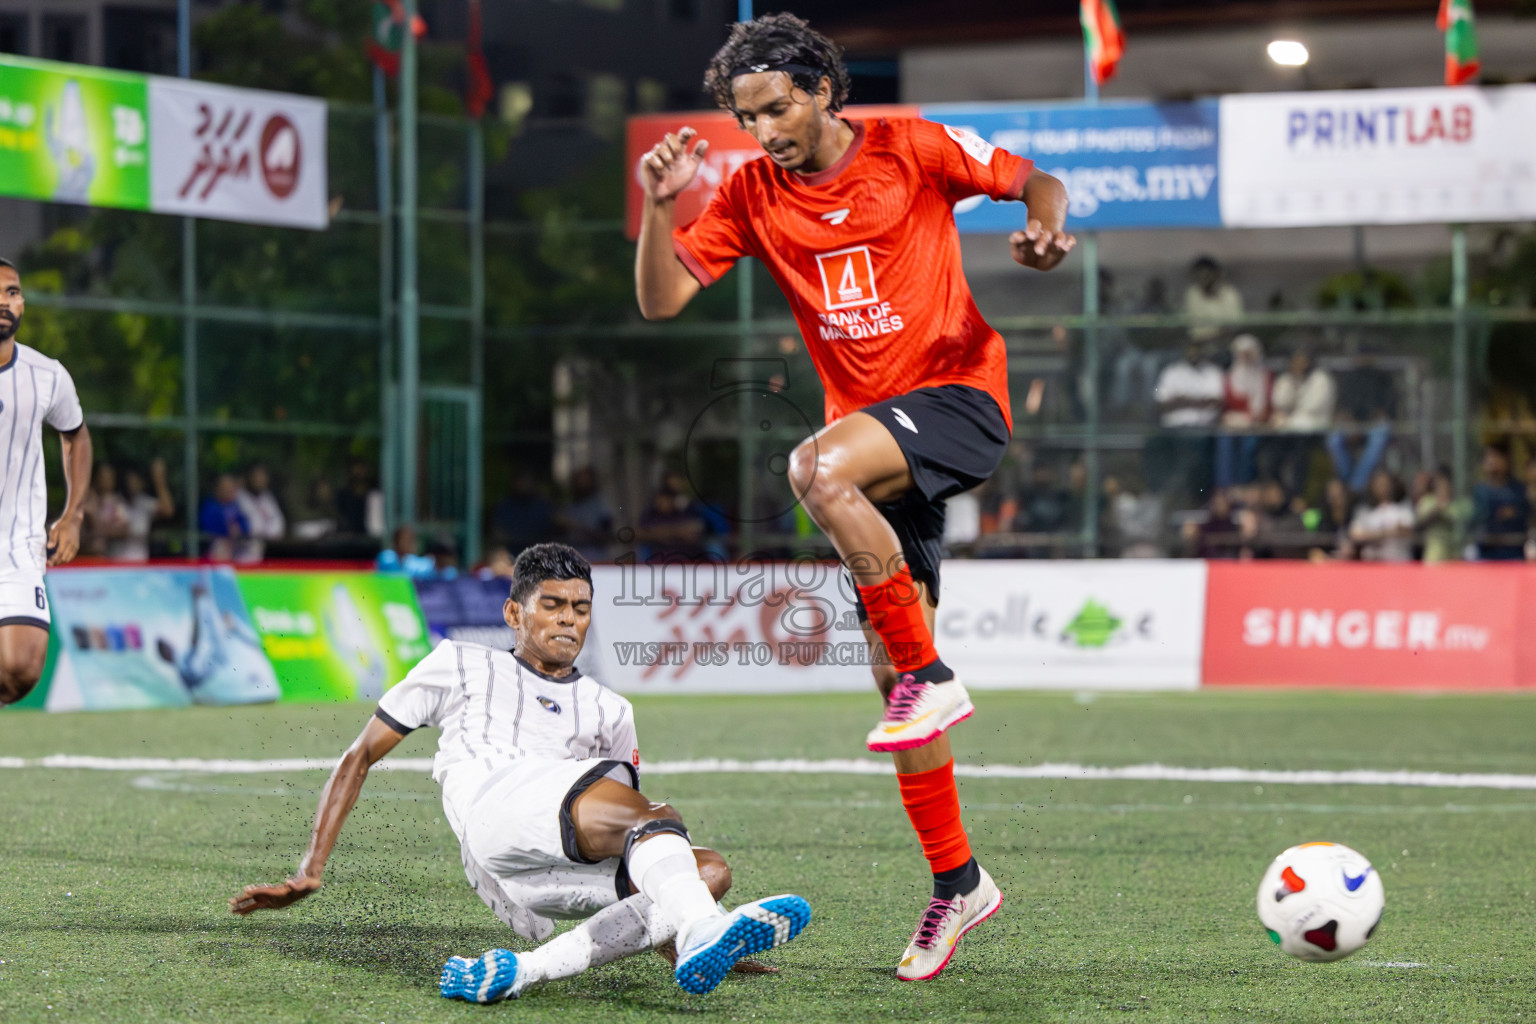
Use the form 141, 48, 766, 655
849, 384, 1010, 620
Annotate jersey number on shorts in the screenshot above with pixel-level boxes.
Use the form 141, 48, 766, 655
34, 587, 45, 610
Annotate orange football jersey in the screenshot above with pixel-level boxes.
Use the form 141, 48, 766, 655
673, 117, 1030, 425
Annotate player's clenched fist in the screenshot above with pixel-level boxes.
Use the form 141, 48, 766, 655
229, 874, 323, 915
641, 127, 710, 202
1009, 220, 1076, 272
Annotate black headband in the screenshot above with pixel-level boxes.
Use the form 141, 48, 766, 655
729, 62, 825, 80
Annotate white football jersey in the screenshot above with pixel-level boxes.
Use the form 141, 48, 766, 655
0, 343, 83, 571
376, 639, 639, 813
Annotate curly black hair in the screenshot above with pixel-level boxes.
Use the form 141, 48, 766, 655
509, 542, 594, 605
704, 12, 850, 115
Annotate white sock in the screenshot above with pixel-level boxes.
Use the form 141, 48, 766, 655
513, 895, 673, 994
625, 833, 722, 939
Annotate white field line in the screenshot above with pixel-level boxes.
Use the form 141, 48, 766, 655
2, 754, 1536, 790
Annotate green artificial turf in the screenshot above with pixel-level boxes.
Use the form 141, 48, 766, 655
2, 689, 1535, 1023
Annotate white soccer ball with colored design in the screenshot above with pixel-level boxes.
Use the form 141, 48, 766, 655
1256, 842, 1384, 962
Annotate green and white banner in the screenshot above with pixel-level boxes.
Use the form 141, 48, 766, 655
0, 55, 327, 229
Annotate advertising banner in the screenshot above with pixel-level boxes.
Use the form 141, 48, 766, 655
1202, 563, 1530, 689
148, 76, 328, 229
922, 101, 1221, 232
0, 56, 149, 209
0, 55, 327, 229
936, 561, 1207, 689
415, 575, 515, 649
624, 105, 919, 240
42, 566, 278, 712
1219, 85, 1536, 227
235, 572, 430, 701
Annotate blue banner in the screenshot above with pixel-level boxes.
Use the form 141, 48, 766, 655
416, 576, 515, 649
921, 100, 1221, 232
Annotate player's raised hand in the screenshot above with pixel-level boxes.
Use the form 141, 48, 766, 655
1010, 220, 1076, 272
641, 128, 709, 202
229, 874, 323, 915
45, 513, 81, 566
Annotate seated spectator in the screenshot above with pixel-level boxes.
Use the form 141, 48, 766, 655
199, 473, 249, 562
376, 524, 437, 578
82, 463, 130, 558
1215, 334, 1271, 490
426, 535, 460, 579
556, 466, 614, 563
482, 545, 516, 580
1149, 341, 1224, 501
1415, 466, 1466, 564
1243, 479, 1309, 559
1312, 477, 1358, 561
491, 470, 558, 553
112, 459, 175, 563
237, 463, 286, 541
1348, 469, 1414, 562
1470, 444, 1529, 560
290, 477, 337, 540
1183, 256, 1244, 343
1183, 489, 1242, 559
638, 469, 710, 562
335, 459, 385, 538
1103, 474, 1165, 558
1270, 347, 1337, 495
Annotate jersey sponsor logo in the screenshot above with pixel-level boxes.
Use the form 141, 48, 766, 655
819, 207, 850, 225
891, 408, 918, 433
631, 748, 640, 768
536, 695, 562, 715
815, 245, 879, 311
943, 124, 996, 166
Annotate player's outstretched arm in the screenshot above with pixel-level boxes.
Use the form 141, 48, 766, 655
46, 424, 91, 566
1010, 169, 1076, 273
635, 128, 706, 320
229, 716, 404, 914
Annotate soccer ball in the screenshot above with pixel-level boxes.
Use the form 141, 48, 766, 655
1256, 842, 1384, 962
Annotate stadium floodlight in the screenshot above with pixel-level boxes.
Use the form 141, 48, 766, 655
1267, 40, 1310, 67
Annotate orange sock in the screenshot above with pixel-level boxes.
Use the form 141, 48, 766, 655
856, 565, 939, 673
896, 759, 972, 874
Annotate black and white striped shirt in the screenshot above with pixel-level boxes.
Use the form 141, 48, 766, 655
0, 344, 83, 571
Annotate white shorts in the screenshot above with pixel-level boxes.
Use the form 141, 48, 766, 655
0, 567, 49, 630
453, 757, 639, 940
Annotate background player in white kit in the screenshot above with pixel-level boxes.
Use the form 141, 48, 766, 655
0, 258, 92, 706
229, 543, 811, 998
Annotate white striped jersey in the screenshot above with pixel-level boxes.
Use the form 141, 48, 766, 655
375, 639, 639, 811
0, 343, 83, 571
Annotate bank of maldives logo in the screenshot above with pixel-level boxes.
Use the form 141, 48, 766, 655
815, 246, 879, 311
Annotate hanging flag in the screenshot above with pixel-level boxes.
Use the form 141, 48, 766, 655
1437, 0, 1480, 86
1080, 0, 1126, 86
367, 0, 427, 78
464, 0, 494, 118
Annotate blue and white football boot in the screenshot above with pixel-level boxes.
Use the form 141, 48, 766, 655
673, 894, 812, 995
440, 948, 522, 1003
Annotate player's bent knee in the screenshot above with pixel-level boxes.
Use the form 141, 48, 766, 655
693, 848, 732, 900
0, 668, 40, 705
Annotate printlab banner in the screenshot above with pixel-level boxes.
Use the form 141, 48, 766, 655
0, 55, 328, 229
922, 101, 1221, 231
235, 572, 430, 702
42, 566, 279, 712
937, 560, 1207, 689
1219, 85, 1536, 227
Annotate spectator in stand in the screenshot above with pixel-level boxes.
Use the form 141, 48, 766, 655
1182, 489, 1242, 559
376, 524, 436, 578
1215, 334, 1271, 491
1349, 469, 1415, 562
491, 469, 558, 554
82, 462, 129, 558
335, 459, 385, 538
1270, 347, 1337, 495
237, 463, 286, 542
290, 477, 337, 540
1315, 477, 1358, 560
482, 545, 516, 580
112, 459, 175, 562
1110, 276, 1174, 414
556, 466, 614, 563
1183, 256, 1244, 343
1469, 444, 1530, 561
638, 469, 709, 562
199, 473, 249, 562
1415, 466, 1466, 564
1150, 340, 1224, 501
1103, 474, 1165, 558
1243, 479, 1309, 560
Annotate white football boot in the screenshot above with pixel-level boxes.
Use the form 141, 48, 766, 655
895, 866, 1002, 981
866, 675, 975, 753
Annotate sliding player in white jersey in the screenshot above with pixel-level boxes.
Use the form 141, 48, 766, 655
0, 258, 91, 707
229, 543, 811, 998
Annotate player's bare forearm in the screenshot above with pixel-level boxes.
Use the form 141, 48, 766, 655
635, 196, 700, 320
230, 717, 402, 915
47, 425, 91, 565
1010, 171, 1075, 272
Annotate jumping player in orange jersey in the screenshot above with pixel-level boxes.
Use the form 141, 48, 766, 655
635, 13, 1074, 981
